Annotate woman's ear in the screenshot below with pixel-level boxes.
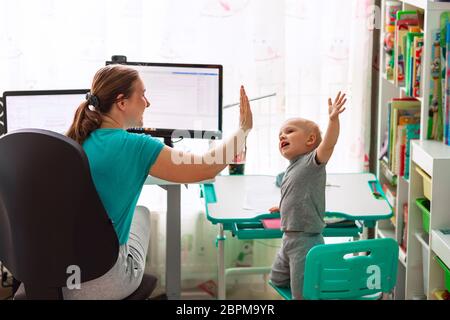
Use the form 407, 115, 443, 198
115, 93, 126, 111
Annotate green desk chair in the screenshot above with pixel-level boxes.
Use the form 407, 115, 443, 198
270, 238, 398, 300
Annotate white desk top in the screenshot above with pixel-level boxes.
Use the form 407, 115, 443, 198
205, 173, 392, 221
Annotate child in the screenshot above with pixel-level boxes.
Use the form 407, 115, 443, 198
269, 92, 347, 299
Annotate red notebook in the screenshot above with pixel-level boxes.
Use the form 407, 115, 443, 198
262, 218, 281, 229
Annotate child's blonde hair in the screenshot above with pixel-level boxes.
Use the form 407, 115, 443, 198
286, 117, 322, 149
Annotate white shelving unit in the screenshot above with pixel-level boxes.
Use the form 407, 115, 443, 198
406, 140, 450, 299
376, 0, 450, 300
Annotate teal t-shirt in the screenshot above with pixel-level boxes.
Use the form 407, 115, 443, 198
83, 129, 164, 245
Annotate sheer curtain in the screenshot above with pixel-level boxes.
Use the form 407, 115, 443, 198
0, 0, 374, 294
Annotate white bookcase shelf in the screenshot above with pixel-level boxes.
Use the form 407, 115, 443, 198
376, 0, 450, 300
432, 230, 450, 268
406, 140, 450, 299
403, 0, 450, 11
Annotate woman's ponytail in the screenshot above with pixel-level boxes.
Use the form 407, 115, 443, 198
66, 100, 102, 145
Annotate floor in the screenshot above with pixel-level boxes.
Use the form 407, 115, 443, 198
1, 237, 354, 300
150, 279, 283, 300
0, 278, 282, 300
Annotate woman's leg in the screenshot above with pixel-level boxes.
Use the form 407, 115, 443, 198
126, 205, 152, 283
60, 206, 151, 300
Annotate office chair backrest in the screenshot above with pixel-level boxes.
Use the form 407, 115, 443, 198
303, 238, 398, 300
0, 129, 119, 298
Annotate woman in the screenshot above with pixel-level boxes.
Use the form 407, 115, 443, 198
65, 65, 252, 299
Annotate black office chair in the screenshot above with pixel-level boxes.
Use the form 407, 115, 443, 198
0, 129, 157, 300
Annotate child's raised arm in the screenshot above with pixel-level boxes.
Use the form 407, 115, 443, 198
316, 91, 347, 164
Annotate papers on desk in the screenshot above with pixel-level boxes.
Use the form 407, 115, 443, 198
242, 182, 280, 213
243, 194, 274, 212
324, 216, 347, 224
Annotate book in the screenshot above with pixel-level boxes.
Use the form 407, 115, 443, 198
405, 32, 423, 96
428, 29, 444, 141
385, 25, 396, 80
445, 22, 450, 145
440, 13, 450, 128
382, 183, 397, 208
386, 101, 392, 164
392, 108, 420, 172
440, 12, 450, 51
413, 36, 424, 97
394, 115, 420, 176
401, 203, 408, 252
394, 125, 405, 175
388, 98, 421, 171
404, 123, 420, 180
261, 217, 355, 229
262, 218, 280, 229
394, 11, 419, 86
380, 156, 397, 186
400, 142, 406, 176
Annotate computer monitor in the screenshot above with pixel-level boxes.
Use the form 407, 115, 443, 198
3, 89, 89, 134
106, 60, 223, 140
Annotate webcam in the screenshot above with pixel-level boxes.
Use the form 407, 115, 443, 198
111, 55, 127, 63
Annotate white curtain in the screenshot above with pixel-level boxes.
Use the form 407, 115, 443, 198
0, 0, 374, 294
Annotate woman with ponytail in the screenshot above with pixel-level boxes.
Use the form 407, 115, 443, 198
64, 65, 253, 299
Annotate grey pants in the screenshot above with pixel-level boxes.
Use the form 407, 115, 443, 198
270, 232, 324, 300
15, 205, 151, 300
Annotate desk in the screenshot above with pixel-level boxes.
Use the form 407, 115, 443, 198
201, 173, 392, 299
144, 176, 214, 300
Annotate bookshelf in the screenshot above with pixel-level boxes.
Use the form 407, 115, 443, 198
376, 0, 450, 300
406, 140, 450, 299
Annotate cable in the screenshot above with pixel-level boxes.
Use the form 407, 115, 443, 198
172, 137, 184, 143
223, 93, 277, 109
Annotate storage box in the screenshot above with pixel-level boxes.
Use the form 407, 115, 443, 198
415, 166, 432, 201
416, 198, 430, 234
433, 290, 450, 300
435, 256, 450, 292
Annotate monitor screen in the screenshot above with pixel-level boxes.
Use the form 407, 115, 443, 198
106, 61, 222, 139
3, 90, 89, 135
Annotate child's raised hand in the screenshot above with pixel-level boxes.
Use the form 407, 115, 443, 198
328, 91, 347, 121
239, 85, 253, 132
269, 206, 279, 214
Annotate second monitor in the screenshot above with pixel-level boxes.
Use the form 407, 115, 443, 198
106, 60, 223, 140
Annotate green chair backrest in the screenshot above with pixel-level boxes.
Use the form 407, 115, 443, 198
303, 238, 398, 300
